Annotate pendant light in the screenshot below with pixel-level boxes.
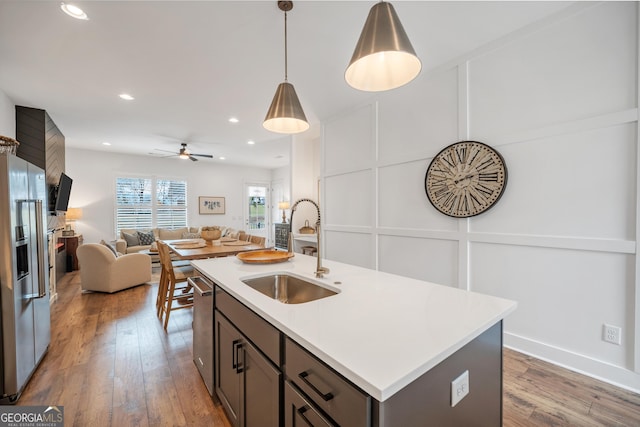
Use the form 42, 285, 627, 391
263, 1, 309, 134
345, 1, 421, 92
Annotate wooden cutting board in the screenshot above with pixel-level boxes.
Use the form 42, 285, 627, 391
236, 250, 295, 264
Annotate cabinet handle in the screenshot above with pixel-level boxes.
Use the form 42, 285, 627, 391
232, 339, 241, 371
298, 371, 334, 401
297, 405, 315, 427
232, 339, 244, 374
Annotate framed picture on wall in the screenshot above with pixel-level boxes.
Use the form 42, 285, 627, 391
199, 196, 225, 214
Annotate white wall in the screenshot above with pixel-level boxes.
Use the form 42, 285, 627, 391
66, 147, 273, 245
0, 90, 14, 138
322, 2, 640, 392
290, 133, 321, 233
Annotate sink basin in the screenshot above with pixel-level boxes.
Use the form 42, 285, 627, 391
241, 273, 338, 304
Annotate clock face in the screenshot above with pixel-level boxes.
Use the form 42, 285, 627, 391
425, 141, 507, 218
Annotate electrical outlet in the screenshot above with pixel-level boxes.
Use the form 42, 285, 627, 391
451, 370, 469, 407
603, 324, 622, 345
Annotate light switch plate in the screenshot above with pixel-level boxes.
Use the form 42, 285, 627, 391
451, 370, 470, 407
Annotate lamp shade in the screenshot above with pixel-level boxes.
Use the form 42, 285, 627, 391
66, 207, 83, 221
263, 82, 309, 134
345, 1, 421, 92
278, 201, 290, 210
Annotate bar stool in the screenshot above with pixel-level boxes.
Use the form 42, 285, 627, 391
156, 241, 195, 330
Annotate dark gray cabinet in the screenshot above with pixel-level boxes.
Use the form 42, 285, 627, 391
214, 286, 281, 427
274, 223, 290, 250
285, 337, 370, 427
284, 382, 334, 427
203, 280, 504, 427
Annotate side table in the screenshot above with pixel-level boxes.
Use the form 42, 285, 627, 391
59, 234, 83, 272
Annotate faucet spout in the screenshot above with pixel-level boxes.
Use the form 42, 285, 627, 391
287, 198, 330, 278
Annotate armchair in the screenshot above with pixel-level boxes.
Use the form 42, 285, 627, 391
76, 243, 152, 293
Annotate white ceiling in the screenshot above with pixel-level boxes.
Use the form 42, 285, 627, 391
0, 0, 572, 169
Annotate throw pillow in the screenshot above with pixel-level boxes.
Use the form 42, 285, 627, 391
137, 230, 156, 246
100, 239, 118, 257
122, 231, 140, 246
182, 231, 201, 239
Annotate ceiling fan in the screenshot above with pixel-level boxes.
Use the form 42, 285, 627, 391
154, 143, 213, 161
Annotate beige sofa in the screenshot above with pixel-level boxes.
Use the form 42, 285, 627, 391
77, 243, 152, 293
115, 227, 200, 254
115, 226, 244, 255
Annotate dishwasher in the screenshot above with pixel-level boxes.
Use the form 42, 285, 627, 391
190, 275, 214, 396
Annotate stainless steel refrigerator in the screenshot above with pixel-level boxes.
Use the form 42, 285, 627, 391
0, 153, 51, 404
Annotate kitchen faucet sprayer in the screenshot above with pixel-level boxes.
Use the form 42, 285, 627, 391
287, 198, 330, 278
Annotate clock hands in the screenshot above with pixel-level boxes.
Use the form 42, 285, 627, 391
454, 173, 477, 184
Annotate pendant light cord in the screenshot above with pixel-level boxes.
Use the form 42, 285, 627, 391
284, 10, 288, 82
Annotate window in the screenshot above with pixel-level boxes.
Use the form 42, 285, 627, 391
115, 176, 187, 236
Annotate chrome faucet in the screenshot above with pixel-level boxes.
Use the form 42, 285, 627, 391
287, 198, 330, 278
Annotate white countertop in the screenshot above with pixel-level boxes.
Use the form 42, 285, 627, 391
192, 255, 516, 402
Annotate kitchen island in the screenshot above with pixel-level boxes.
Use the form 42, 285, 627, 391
192, 254, 516, 426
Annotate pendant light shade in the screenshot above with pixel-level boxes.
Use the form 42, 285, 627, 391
263, 1, 309, 134
345, 1, 421, 92
264, 82, 309, 134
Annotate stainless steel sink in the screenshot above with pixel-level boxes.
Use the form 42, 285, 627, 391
241, 273, 338, 304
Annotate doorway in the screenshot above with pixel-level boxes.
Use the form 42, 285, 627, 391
244, 183, 270, 244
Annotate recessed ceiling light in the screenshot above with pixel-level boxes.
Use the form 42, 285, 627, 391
118, 93, 134, 101
102, 142, 111, 146
247, 140, 255, 145
219, 157, 226, 160
60, 2, 89, 20
228, 117, 239, 123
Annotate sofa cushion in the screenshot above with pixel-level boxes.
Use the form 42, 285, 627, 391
122, 232, 140, 246
158, 227, 188, 240
182, 231, 201, 239
99, 239, 118, 257
137, 230, 156, 245
126, 245, 150, 254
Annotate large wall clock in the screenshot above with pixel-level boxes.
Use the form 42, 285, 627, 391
424, 141, 507, 218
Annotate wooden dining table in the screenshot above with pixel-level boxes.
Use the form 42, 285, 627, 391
162, 239, 265, 260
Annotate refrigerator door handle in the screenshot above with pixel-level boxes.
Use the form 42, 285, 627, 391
34, 200, 46, 298
18, 199, 47, 299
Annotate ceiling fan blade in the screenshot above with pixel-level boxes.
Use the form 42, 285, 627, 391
154, 148, 178, 154
189, 155, 198, 162
191, 153, 213, 158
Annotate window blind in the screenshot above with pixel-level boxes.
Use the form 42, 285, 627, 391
115, 177, 187, 236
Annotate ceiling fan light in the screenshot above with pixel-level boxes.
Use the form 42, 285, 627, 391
263, 82, 309, 134
345, 1, 421, 92
60, 2, 89, 20
179, 153, 189, 159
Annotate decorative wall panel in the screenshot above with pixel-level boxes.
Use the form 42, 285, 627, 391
378, 68, 458, 163
468, 2, 637, 140
379, 235, 458, 286
324, 104, 374, 175
470, 242, 631, 367
378, 160, 457, 231
325, 230, 373, 269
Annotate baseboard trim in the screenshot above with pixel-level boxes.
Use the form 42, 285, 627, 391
505, 332, 640, 394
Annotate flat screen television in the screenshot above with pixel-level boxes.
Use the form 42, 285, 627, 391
53, 173, 73, 212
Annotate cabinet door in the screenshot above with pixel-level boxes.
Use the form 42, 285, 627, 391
284, 382, 335, 427
243, 341, 281, 427
215, 311, 242, 427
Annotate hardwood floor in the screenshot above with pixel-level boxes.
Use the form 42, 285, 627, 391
18, 270, 230, 427
17, 271, 640, 426
503, 349, 640, 426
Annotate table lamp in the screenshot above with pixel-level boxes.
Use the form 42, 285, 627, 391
65, 207, 83, 234
278, 201, 290, 223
